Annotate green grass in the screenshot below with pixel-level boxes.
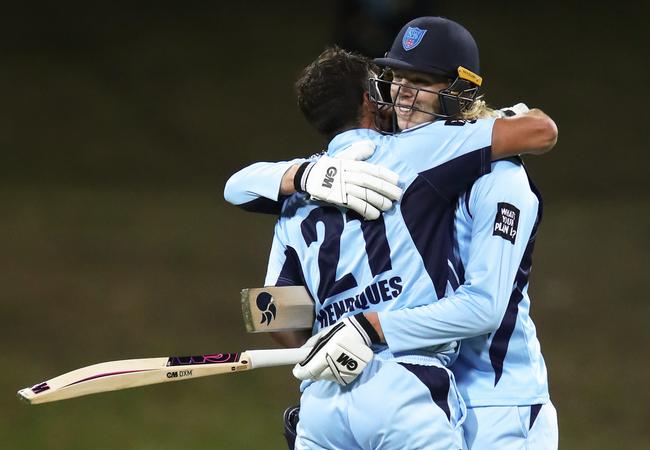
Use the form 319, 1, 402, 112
0, 187, 298, 449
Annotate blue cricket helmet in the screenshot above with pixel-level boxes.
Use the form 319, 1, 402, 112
370, 17, 483, 121
374, 16, 480, 78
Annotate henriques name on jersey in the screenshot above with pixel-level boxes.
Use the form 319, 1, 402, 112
317, 276, 403, 328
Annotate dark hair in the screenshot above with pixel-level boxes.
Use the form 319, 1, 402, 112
295, 47, 372, 139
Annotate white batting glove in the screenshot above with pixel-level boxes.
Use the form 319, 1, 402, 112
293, 314, 379, 386
496, 102, 530, 118
294, 142, 402, 220
335, 139, 376, 161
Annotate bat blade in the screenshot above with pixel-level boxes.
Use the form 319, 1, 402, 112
241, 286, 314, 333
18, 348, 309, 405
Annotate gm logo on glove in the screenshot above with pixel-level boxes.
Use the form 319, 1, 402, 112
336, 352, 358, 371
322, 166, 337, 188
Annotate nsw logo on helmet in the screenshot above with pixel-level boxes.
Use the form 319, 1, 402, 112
402, 27, 427, 51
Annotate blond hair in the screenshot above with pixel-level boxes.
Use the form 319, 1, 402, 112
460, 98, 499, 120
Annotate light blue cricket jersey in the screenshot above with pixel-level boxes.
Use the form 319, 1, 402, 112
225, 119, 550, 406
262, 119, 494, 367
379, 158, 550, 407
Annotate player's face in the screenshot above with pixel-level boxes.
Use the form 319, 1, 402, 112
390, 70, 449, 130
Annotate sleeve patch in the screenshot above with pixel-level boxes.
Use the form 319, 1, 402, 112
492, 202, 520, 244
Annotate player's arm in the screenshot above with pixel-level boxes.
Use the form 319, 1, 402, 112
224, 142, 402, 220
279, 164, 301, 196
393, 105, 556, 181
368, 162, 540, 349
492, 108, 558, 158
224, 160, 305, 214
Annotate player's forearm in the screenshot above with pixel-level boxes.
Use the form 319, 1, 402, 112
224, 160, 302, 206
279, 164, 300, 195
361, 294, 504, 348
364, 312, 385, 342
373, 289, 506, 353
491, 109, 558, 158
517, 109, 558, 155
374, 257, 529, 352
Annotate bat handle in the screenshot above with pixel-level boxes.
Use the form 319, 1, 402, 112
245, 347, 312, 369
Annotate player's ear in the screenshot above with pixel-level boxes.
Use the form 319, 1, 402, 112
363, 91, 377, 112
361, 91, 390, 131
360, 91, 378, 127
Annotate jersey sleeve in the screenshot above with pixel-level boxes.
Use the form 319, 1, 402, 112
393, 118, 495, 201
379, 161, 540, 351
224, 159, 307, 213
397, 118, 493, 169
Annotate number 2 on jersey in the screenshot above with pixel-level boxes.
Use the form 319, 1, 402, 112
300, 207, 392, 304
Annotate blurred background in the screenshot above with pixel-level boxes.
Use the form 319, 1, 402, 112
1, 1, 648, 449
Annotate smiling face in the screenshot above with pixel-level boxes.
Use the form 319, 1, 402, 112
389, 69, 451, 130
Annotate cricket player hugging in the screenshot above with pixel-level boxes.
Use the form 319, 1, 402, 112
263, 109, 491, 450
225, 17, 558, 450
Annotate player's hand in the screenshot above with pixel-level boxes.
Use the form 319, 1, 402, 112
496, 102, 530, 118
292, 315, 378, 386
294, 142, 402, 220
335, 139, 377, 161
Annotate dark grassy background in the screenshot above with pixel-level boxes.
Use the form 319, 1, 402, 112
1, 2, 648, 449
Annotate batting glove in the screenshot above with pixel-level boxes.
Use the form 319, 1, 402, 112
496, 102, 530, 118
336, 139, 377, 161
293, 314, 380, 386
294, 141, 402, 220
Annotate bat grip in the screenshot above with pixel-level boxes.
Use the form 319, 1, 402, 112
246, 347, 311, 369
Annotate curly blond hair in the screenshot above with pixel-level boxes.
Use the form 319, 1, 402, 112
460, 98, 499, 120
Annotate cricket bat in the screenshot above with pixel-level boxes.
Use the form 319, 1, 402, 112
241, 286, 314, 333
18, 347, 310, 405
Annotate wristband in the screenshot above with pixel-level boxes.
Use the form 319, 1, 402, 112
293, 162, 313, 193
353, 313, 382, 345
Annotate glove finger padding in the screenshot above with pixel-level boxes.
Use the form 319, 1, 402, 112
344, 160, 400, 187
345, 169, 402, 201
346, 184, 392, 211
508, 102, 529, 115
336, 140, 376, 161
496, 102, 530, 118
301, 329, 328, 349
345, 194, 381, 220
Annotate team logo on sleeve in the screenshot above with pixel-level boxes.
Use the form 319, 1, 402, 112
402, 27, 427, 51
493, 202, 520, 244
